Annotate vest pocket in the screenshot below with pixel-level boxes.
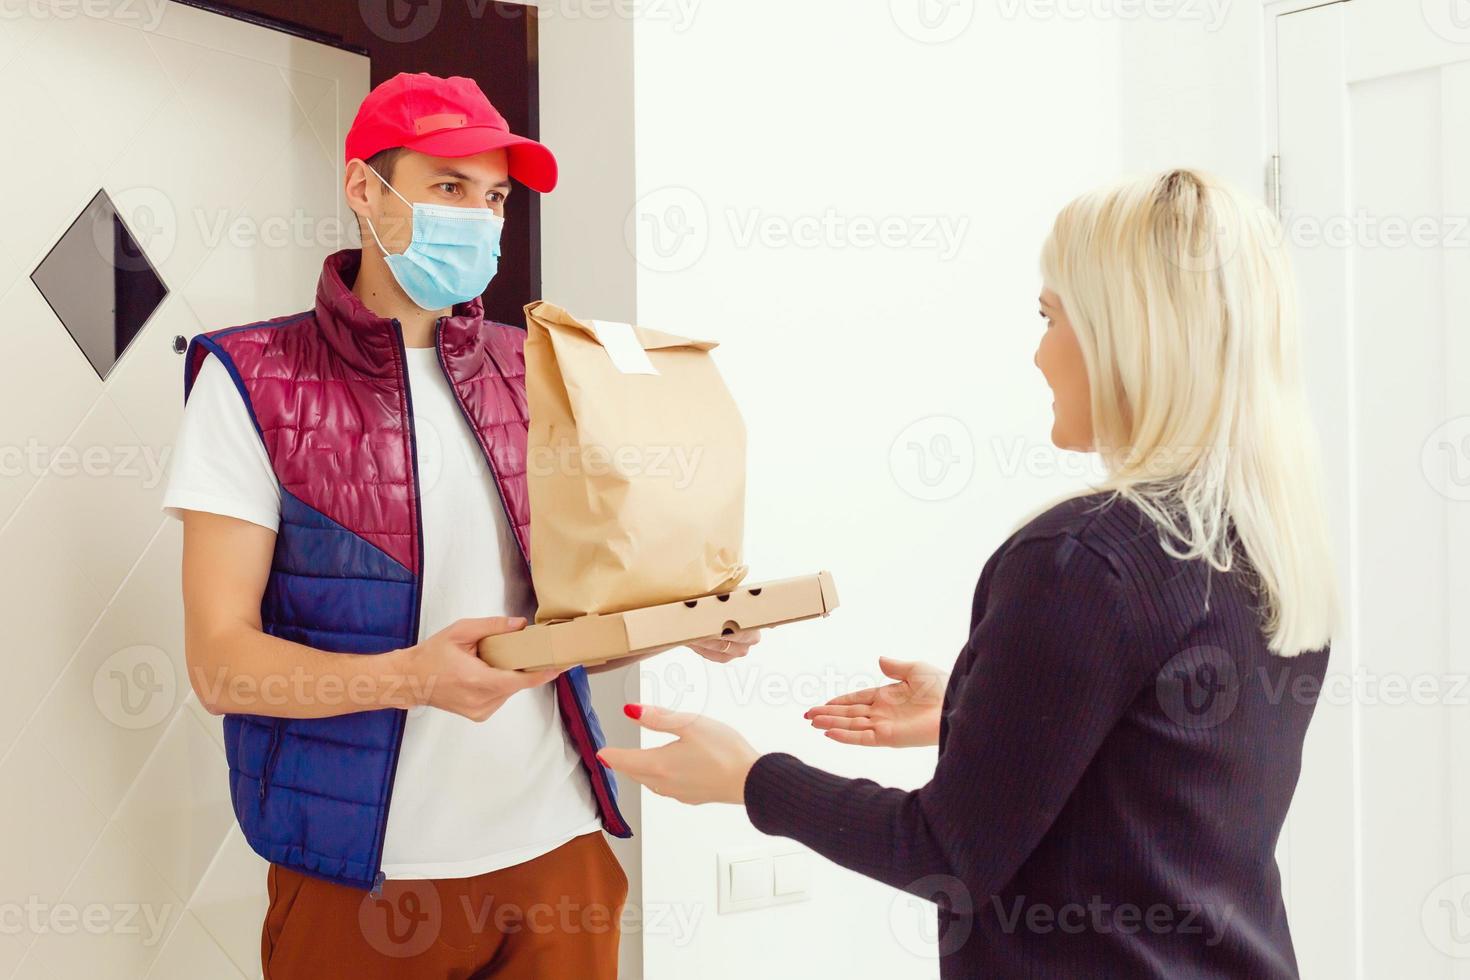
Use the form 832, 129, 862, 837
258, 719, 285, 810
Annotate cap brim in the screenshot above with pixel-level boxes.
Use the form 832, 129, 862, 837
404, 126, 558, 193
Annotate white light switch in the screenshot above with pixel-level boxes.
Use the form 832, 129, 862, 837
729, 858, 770, 903
718, 845, 812, 914
773, 852, 808, 896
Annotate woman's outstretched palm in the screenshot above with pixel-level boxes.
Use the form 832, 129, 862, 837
804, 657, 949, 748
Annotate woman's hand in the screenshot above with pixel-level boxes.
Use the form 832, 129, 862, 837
686, 627, 763, 664
804, 657, 949, 748
597, 704, 760, 805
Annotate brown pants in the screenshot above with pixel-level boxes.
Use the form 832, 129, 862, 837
262, 832, 628, 979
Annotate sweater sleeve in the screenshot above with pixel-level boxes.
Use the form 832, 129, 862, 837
743, 533, 1155, 901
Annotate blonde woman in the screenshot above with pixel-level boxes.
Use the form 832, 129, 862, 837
599, 169, 1338, 978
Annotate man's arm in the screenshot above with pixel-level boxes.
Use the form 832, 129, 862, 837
181, 510, 558, 720
181, 509, 422, 717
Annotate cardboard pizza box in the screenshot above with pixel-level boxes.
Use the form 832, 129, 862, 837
477, 571, 839, 671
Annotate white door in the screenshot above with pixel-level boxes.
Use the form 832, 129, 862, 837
1274, 1, 1470, 976
0, 4, 367, 978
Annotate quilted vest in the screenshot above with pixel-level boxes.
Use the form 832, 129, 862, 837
179, 248, 631, 896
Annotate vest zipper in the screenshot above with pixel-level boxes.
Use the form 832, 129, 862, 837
437, 319, 630, 837
369, 316, 422, 899
257, 718, 285, 810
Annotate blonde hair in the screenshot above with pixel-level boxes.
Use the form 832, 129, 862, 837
1039, 169, 1338, 657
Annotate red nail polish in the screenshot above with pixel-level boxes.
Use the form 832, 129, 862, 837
623, 703, 643, 720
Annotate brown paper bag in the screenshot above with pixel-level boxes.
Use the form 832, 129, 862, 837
523, 301, 748, 624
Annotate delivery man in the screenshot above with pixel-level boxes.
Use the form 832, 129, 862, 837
161, 71, 759, 979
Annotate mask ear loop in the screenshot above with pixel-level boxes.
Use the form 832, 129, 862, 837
362, 162, 414, 257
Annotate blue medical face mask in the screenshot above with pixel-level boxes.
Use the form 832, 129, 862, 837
362, 163, 504, 311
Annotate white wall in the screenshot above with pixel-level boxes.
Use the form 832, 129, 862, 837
542, 2, 1130, 976
0, 6, 369, 979
632, 7, 1122, 980
541, 3, 1470, 977
1118, 0, 1267, 192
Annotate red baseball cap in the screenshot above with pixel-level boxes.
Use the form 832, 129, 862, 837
345, 72, 557, 193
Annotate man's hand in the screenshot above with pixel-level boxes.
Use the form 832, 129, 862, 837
402, 616, 562, 722
686, 627, 763, 664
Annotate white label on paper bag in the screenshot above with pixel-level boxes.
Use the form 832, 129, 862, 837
590, 319, 660, 375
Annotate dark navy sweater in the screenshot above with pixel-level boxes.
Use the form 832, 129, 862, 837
744, 491, 1329, 978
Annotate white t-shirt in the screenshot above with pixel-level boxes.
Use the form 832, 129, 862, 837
162, 346, 603, 879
